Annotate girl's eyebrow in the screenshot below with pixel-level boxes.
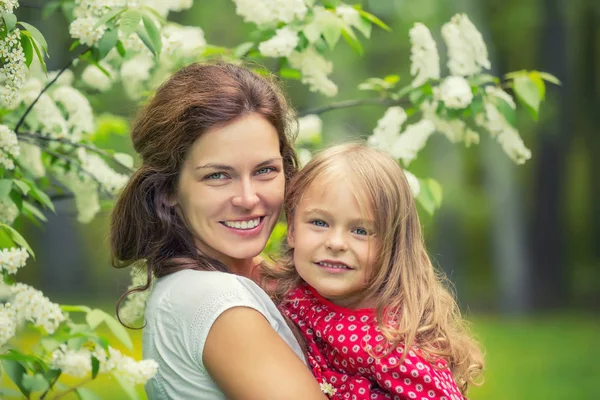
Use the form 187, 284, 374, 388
304, 208, 374, 225
195, 157, 282, 171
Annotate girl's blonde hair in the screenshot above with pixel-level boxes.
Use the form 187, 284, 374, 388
263, 143, 483, 394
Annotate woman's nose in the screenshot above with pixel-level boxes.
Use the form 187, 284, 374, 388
231, 179, 260, 209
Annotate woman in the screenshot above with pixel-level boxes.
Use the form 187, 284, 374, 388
110, 62, 326, 399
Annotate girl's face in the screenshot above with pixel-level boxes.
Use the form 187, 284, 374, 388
174, 113, 285, 272
288, 175, 380, 308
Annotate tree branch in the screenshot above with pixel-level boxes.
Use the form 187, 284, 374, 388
19, 136, 114, 199
14, 47, 90, 133
18, 132, 135, 173
298, 97, 411, 117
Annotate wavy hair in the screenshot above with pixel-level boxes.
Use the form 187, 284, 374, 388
262, 143, 483, 394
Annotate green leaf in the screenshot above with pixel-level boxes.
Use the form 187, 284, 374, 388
40, 338, 62, 353
0, 179, 12, 198
22, 373, 49, 393
22, 201, 47, 223
86, 309, 105, 329
142, 14, 161, 57
77, 388, 103, 400
0, 223, 34, 258
2, 360, 30, 397
116, 40, 127, 57
233, 41, 254, 58
97, 28, 119, 60
495, 97, 517, 128
416, 178, 443, 215
513, 75, 541, 120
91, 356, 100, 379
20, 34, 34, 67
61, 304, 92, 313
468, 73, 499, 86
0, 388, 22, 397
70, 40, 81, 51
354, 16, 372, 38
317, 12, 343, 49
18, 22, 48, 53
113, 373, 140, 400
357, 9, 391, 32
528, 71, 546, 100
23, 179, 55, 212
12, 179, 30, 195
536, 71, 561, 85
119, 9, 141, 38
3, 12, 17, 32
341, 28, 363, 55
279, 67, 302, 80
29, 37, 47, 74
86, 309, 133, 350
303, 21, 321, 43
94, 7, 124, 29
136, 25, 157, 57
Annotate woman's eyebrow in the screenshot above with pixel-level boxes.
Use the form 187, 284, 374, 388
255, 157, 283, 168
195, 163, 234, 171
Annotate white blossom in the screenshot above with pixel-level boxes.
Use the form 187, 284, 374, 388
0, 199, 18, 225
31, 93, 69, 137
52, 86, 95, 140
409, 23, 440, 87
120, 53, 154, 99
296, 114, 322, 144
320, 379, 337, 396
162, 24, 206, 58
11, 283, 66, 334
441, 14, 490, 76
288, 47, 337, 97
258, 27, 299, 58
0, 247, 29, 275
0, 303, 16, 347
485, 86, 516, 108
0, 29, 28, 106
403, 170, 421, 197
335, 5, 361, 26
69, 16, 107, 46
477, 102, 531, 164
0, 124, 19, 170
47, 69, 75, 87
78, 149, 128, 194
118, 266, 151, 324
82, 63, 114, 92
435, 76, 473, 109
392, 119, 436, 165
18, 142, 45, 177
368, 106, 407, 151
233, 0, 307, 26
54, 168, 100, 223
51, 345, 92, 378
95, 346, 158, 384
0, 0, 19, 13
144, 0, 193, 17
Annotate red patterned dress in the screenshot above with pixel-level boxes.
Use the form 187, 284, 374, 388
280, 284, 465, 400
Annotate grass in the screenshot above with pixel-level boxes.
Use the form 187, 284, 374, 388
2, 314, 598, 399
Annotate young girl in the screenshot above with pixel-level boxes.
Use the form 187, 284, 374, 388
264, 143, 484, 399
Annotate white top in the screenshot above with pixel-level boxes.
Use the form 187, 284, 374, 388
142, 269, 305, 399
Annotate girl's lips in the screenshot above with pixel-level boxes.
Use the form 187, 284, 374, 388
314, 261, 353, 273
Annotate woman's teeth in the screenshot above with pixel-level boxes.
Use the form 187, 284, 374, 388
318, 261, 350, 269
222, 217, 261, 230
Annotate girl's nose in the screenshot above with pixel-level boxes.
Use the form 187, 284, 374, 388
325, 231, 348, 252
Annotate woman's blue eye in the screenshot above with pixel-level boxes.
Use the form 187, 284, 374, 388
206, 172, 227, 180
255, 167, 274, 175
310, 220, 328, 227
352, 228, 369, 236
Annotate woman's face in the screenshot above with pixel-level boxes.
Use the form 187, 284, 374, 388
174, 113, 285, 270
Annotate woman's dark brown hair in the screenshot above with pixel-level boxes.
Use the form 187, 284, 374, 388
111, 62, 298, 324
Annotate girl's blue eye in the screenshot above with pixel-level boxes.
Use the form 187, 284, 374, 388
255, 167, 274, 175
352, 228, 369, 236
310, 219, 328, 227
206, 172, 227, 180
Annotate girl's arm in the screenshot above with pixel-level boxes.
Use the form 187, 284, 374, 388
203, 306, 328, 400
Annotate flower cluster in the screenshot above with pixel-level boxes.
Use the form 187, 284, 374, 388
0, 29, 28, 106
409, 23, 440, 87
10, 283, 66, 334
51, 344, 158, 384
0, 247, 29, 275
233, 0, 307, 26
118, 266, 152, 325
82, 62, 115, 92
79, 150, 128, 194
162, 24, 207, 59
0, 198, 18, 224
258, 27, 299, 58
0, 124, 19, 169
441, 13, 491, 77
52, 86, 95, 140
296, 114, 322, 145
0, 0, 19, 13
435, 76, 473, 109
0, 303, 16, 346
289, 47, 337, 97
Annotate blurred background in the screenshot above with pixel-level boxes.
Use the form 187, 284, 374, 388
12, 0, 600, 398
